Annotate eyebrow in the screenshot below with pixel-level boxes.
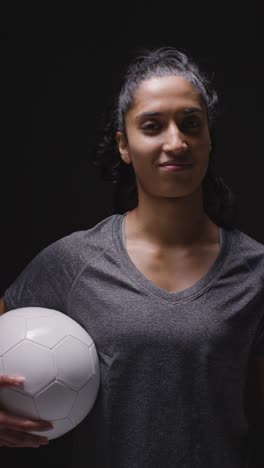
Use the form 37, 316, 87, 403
135, 107, 204, 120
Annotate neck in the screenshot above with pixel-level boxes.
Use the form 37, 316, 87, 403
126, 186, 218, 248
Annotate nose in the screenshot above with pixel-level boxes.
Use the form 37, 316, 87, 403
162, 124, 188, 154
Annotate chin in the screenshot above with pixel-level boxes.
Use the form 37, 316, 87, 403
159, 185, 203, 200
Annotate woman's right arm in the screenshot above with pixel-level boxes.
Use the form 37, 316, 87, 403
0, 297, 8, 315
0, 297, 53, 447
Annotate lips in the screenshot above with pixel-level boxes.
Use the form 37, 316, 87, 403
159, 161, 193, 167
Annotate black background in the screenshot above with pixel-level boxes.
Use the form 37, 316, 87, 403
4, 1, 263, 466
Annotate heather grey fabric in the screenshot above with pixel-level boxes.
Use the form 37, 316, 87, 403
4, 213, 264, 467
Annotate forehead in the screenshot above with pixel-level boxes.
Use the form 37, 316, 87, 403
130, 75, 205, 115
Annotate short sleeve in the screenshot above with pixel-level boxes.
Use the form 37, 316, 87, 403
4, 238, 77, 314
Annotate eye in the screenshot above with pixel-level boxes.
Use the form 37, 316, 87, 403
182, 118, 202, 130
141, 122, 160, 133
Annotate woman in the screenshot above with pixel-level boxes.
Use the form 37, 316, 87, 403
1, 47, 263, 467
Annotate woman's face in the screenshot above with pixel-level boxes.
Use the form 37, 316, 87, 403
116, 75, 211, 200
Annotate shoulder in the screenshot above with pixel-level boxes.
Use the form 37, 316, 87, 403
39, 214, 119, 265
231, 227, 264, 253
227, 227, 264, 270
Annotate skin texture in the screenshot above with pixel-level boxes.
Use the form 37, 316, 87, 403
116, 75, 220, 293
116, 75, 217, 249
0, 297, 7, 315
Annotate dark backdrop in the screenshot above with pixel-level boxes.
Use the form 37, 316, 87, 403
4, 1, 262, 467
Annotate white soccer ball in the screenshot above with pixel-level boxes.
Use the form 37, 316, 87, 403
0, 307, 100, 440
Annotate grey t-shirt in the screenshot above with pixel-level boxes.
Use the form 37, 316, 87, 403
4, 213, 264, 468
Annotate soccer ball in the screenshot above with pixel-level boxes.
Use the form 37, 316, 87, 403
0, 307, 100, 440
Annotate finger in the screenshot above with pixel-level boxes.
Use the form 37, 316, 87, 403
0, 375, 25, 387
0, 441, 46, 448
0, 429, 49, 448
0, 440, 42, 448
0, 411, 53, 432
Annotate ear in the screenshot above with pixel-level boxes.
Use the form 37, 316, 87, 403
116, 131, 132, 165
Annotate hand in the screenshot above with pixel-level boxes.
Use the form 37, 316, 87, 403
0, 375, 53, 447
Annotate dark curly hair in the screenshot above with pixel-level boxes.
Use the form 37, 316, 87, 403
89, 46, 239, 230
